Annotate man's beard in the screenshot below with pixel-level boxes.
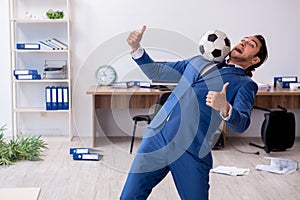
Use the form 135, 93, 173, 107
229, 50, 253, 63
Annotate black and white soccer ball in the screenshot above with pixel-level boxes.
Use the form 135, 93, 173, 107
199, 30, 231, 62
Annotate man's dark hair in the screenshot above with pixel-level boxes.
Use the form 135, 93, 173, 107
244, 35, 268, 77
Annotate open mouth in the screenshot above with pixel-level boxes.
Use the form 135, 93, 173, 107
234, 46, 243, 54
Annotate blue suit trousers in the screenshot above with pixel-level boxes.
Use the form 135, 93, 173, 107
120, 127, 212, 200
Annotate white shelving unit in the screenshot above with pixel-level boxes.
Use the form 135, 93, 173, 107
8, 0, 72, 138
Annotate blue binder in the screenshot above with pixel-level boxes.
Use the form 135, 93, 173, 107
62, 86, 69, 110
45, 86, 52, 110
14, 69, 38, 76
16, 43, 40, 50
73, 153, 101, 161
69, 148, 90, 154
15, 74, 41, 80
134, 81, 151, 88
51, 86, 58, 110
57, 87, 63, 110
274, 76, 298, 88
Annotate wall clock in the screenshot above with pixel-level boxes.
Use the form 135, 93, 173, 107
95, 65, 117, 86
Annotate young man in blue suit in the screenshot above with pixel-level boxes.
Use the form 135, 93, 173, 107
120, 26, 268, 200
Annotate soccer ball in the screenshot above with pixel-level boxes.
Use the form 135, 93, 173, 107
199, 30, 231, 62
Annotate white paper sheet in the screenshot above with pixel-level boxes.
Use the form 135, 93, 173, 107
256, 157, 298, 174
211, 165, 250, 176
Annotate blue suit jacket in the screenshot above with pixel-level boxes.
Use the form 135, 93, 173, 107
134, 51, 258, 159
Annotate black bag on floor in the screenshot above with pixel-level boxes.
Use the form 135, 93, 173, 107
250, 106, 295, 153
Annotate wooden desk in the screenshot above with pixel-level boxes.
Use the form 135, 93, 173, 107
86, 86, 168, 146
87, 86, 300, 146
255, 88, 300, 109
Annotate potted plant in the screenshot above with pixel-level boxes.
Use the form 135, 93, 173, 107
0, 125, 47, 166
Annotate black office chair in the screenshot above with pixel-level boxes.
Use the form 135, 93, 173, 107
129, 92, 172, 154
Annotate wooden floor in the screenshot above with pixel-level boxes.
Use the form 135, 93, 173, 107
0, 136, 299, 200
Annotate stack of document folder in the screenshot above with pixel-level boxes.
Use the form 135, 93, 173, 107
14, 69, 41, 80
69, 148, 101, 161
39, 38, 68, 50
45, 86, 69, 110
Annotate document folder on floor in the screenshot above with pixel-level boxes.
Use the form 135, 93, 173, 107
69, 148, 90, 154
73, 153, 101, 161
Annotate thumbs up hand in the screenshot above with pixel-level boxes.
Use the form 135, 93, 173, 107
127, 25, 147, 52
206, 82, 230, 117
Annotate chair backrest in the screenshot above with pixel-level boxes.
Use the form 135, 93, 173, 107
151, 92, 172, 119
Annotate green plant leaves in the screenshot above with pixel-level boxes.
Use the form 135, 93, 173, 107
0, 125, 48, 166
46, 9, 64, 19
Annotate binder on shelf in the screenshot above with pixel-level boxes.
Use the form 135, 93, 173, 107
15, 74, 41, 80
57, 87, 64, 110
62, 86, 69, 110
45, 86, 52, 110
51, 86, 58, 110
73, 153, 101, 161
45, 40, 63, 50
39, 41, 56, 50
69, 148, 90, 154
16, 43, 40, 50
45, 86, 69, 110
50, 38, 68, 50
14, 69, 38, 76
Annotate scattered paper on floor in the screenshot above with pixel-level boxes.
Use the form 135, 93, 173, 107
211, 166, 250, 176
256, 157, 298, 175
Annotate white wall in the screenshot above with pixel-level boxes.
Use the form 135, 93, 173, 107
1, 0, 300, 139
0, 0, 11, 137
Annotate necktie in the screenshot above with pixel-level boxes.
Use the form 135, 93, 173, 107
200, 60, 234, 78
